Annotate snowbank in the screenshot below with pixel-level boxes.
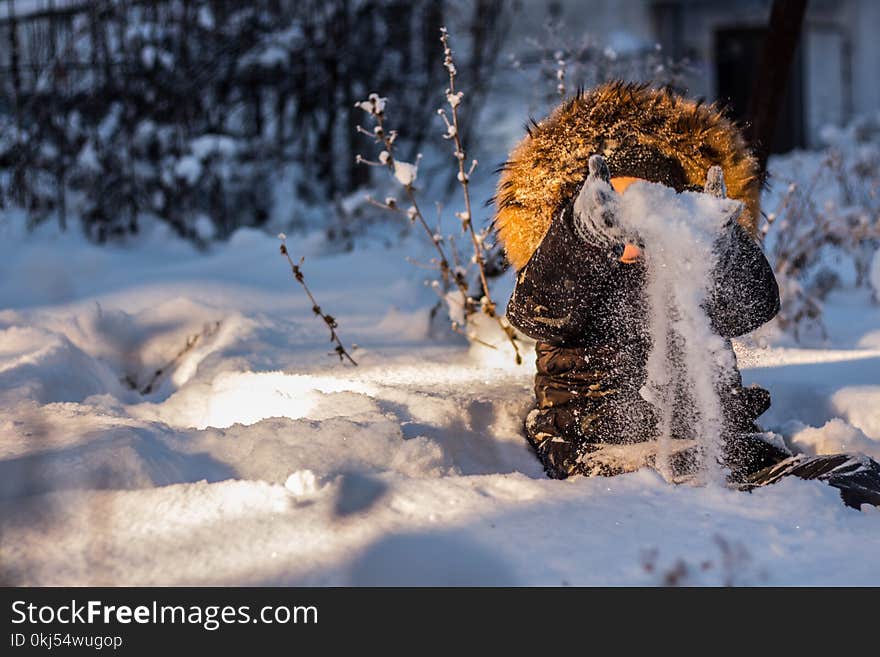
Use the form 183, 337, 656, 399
1, 212, 879, 586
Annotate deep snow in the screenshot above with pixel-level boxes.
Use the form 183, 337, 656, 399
2, 177, 880, 586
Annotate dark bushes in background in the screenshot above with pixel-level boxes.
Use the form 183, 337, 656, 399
0, 0, 507, 243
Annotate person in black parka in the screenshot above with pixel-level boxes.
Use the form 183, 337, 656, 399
493, 82, 880, 509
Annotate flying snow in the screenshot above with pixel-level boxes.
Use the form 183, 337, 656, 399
624, 181, 741, 481
575, 175, 743, 481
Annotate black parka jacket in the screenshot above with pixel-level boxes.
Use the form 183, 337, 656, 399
506, 194, 785, 480
492, 83, 793, 480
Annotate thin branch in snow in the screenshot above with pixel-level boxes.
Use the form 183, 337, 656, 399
278, 235, 357, 366
138, 321, 222, 394
355, 93, 472, 316
439, 26, 522, 364
351, 31, 523, 364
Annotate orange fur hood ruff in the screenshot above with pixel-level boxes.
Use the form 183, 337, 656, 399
493, 82, 761, 270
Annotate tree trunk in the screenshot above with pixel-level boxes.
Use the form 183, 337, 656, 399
745, 0, 808, 177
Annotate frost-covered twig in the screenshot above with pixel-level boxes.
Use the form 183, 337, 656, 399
439, 27, 522, 364
352, 28, 523, 365
355, 95, 471, 311
555, 52, 567, 98
278, 235, 357, 366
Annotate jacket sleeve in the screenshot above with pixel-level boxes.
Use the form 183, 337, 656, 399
704, 222, 780, 337
505, 200, 637, 345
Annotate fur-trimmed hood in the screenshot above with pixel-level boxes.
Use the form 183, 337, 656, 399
493, 82, 761, 270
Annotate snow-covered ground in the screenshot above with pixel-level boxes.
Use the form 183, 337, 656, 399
1, 208, 878, 587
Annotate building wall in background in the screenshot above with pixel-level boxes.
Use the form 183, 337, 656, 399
651, 0, 878, 149
850, 0, 880, 121
511, 0, 878, 151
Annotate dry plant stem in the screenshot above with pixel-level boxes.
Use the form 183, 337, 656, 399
366, 114, 471, 310
139, 321, 221, 394
761, 182, 796, 239
451, 323, 498, 350
279, 240, 357, 366
556, 56, 566, 98
405, 169, 468, 304
440, 27, 522, 364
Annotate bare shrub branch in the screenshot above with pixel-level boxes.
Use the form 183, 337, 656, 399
355, 95, 471, 311
762, 124, 880, 341
439, 26, 522, 364
352, 27, 523, 365
278, 235, 357, 366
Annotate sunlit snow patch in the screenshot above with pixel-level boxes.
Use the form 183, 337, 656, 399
284, 469, 320, 497
198, 371, 378, 429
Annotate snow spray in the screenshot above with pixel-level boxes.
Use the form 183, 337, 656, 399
576, 161, 742, 483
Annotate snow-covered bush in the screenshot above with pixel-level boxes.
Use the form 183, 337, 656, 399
762, 114, 880, 341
